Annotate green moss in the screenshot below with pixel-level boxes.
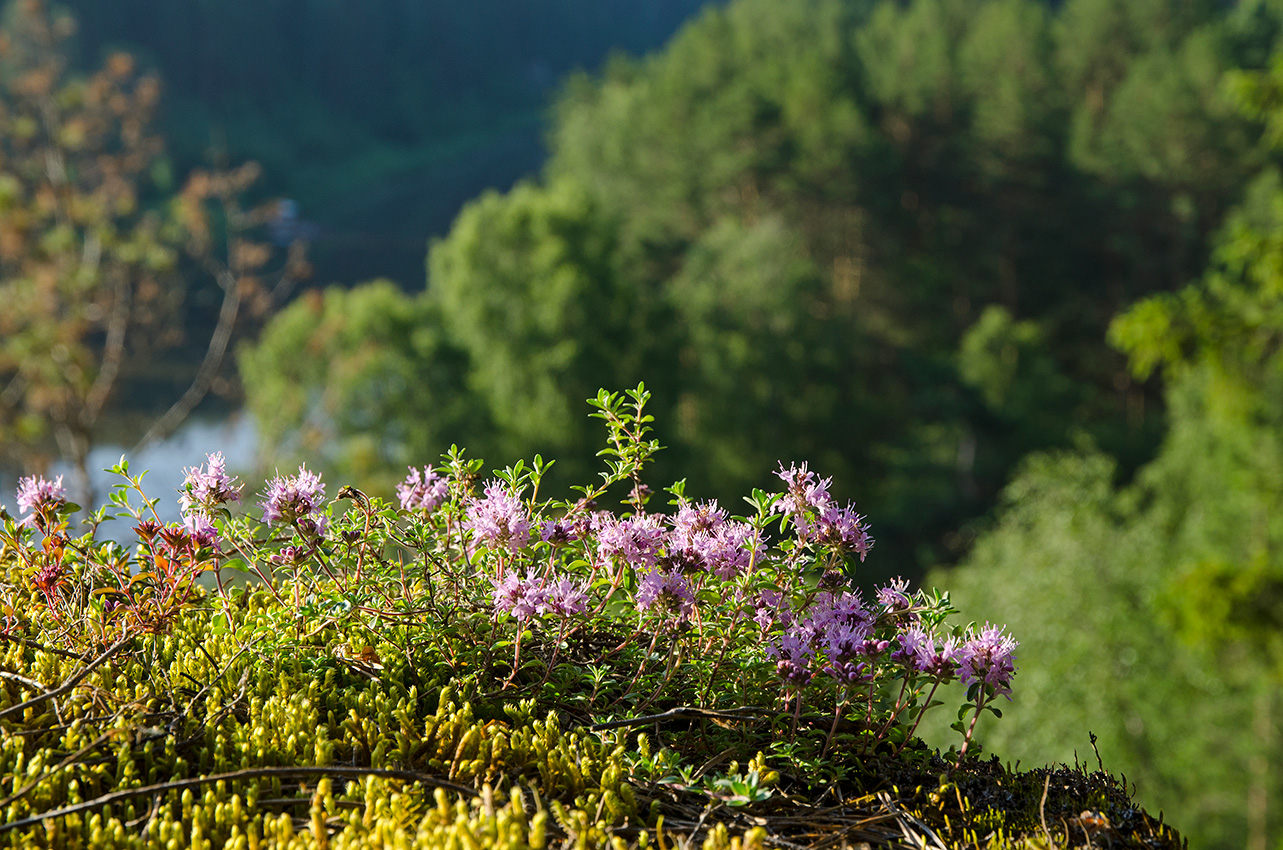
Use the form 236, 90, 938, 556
0, 591, 1184, 849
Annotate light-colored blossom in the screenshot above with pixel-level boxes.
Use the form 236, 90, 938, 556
670, 500, 728, 550
635, 568, 695, 619
545, 577, 589, 617
957, 623, 1018, 697
771, 461, 833, 537
397, 466, 449, 513
492, 570, 546, 620
15, 475, 66, 527
180, 452, 242, 514
182, 512, 218, 547
598, 514, 666, 568
876, 577, 913, 613
261, 464, 327, 526
816, 502, 873, 560
465, 481, 532, 553
540, 516, 588, 545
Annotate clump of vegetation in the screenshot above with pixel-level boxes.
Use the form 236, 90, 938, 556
0, 387, 1183, 847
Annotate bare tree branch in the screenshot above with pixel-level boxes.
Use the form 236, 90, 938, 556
82, 266, 130, 430
131, 265, 240, 455
0, 636, 129, 722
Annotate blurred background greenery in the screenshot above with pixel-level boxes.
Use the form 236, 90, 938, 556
4, 0, 1283, 845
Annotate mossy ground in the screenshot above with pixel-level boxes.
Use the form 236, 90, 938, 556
0, 589, 1185, 849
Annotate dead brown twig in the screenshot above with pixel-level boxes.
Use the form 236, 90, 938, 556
0, 636, 130, 722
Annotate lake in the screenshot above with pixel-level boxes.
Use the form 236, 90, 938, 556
1, 412, 258, 543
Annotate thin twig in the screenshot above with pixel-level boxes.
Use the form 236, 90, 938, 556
0, 632, 84, 661
1040, 771, 1053, 847
131, 265, 239, 454
0, 636, 130, 722
0, 727, 122, 810
586, 706, 776, 732
0, 670, 50, 693
0, 765, 478, 833
877, 790, 950, 850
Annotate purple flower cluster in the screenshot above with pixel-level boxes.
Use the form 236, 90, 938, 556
539, 515, 590, 546
892, 625, 960, 679
766, 589, 883, 686
771, 462, 873, 560
492, 570, 589, 621
635, 568, 696, 620
597, 514, 667, 568
14, 475, 66, 528
772, 462, 832, 536
180, 452, 241, 513
876, 577, 913, 613
592, 499, 762, 583
667, 500, 762, 579
397, 466, 449, 513
260, 464, 327, 535
956, 623, 1019, 697
760, 573, 1019, 700
762, 577, 1022, 693
465, 481, 532, 554
180, 452, 242, 542
181, 512, 219, 547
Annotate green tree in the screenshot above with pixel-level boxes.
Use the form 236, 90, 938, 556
238, 280, 482, 490
442, 0, 1270, 564
427, 177, 644, 474
929, 61, 1283, 847
246, 0, 1274, 575
924, 449, 1276, 849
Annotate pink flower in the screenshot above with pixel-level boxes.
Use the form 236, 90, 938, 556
893, 626, 960, 679
492, 570, 546, 620
876, 578, 913, 613
465, 481, 531, 553
771, 462, 874, 559
635, 568, 695, 619
540, 515, 589, 545
668, 500, 763, 579
182, 512, 218, 547
771, 462, 833, 537
397, 466, 449, 513
816, 502, 873, 560
15, 475, 66, 528
598, 514, 666, 568
670, 500, 728, 550
957, 623, 1018, 698
180, 452, 241, 514
545, 577, 589, 616
261, 464, 327, 526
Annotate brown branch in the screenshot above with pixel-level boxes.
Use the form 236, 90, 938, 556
0, 633, 84, 662
81, 264, 130, 430
0, 765, 478, 834
0, 727, 121, 810
0, 636, 130, 722
0, 372, 28, 409
130, 265, 240, 454
0, 670, 49, 693
585, 706, 777, 732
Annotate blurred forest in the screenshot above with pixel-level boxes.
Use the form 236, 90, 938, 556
246, 0, 1276, 573
55, 0, 712, 285
7, 0, 1283, 846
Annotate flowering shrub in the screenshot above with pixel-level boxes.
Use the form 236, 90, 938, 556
0, 385, 1016, 774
